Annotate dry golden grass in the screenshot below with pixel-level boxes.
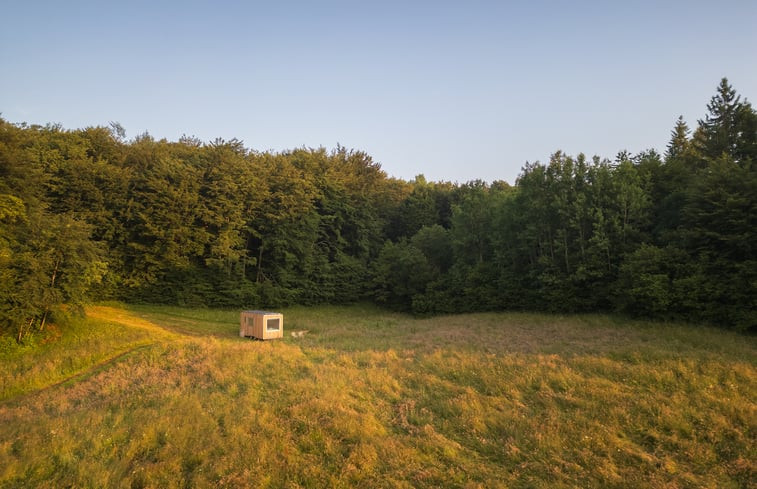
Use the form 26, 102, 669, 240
0, 305, 755, 488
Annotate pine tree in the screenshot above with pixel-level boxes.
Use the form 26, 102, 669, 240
666, 116, 691, 160
696, 77, 757, 165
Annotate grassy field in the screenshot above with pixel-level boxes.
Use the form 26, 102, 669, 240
0, 305, 755, 488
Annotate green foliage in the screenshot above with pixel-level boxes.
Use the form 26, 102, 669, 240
410, 224, 454, 273
386, 176, 453, 240
666, 116, 691, 160
674, 154, 757, 330
0, 77, 754, 331
372, 240, 436, 310
696, 77, 757, 164
616, 244, 691, 318
0, 211, 106, 341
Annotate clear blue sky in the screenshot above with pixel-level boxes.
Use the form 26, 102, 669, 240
2, 0, 756, 184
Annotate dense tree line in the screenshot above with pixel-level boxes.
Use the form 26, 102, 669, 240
1, 78, 754, 340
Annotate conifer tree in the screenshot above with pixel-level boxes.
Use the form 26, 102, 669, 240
696, 77, 757, 165
666, 116, 691, 160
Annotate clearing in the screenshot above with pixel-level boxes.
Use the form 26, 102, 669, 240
0, 304, 755, 488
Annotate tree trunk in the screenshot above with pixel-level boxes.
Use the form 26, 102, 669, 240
50, 257, 61, 287
256, 244, 264, 283
17, 317, 34, 343
39, 309, 48, 332
564, 233, 570, 273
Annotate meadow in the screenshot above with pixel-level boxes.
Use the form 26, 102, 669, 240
0, 305, 755, 488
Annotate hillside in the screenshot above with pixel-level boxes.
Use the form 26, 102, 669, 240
1, 306, 754, 488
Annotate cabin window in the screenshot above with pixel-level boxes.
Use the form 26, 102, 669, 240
266, 317, 281, 332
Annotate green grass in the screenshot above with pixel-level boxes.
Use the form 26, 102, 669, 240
0, 304, 755, 488
0, 309, 162, 402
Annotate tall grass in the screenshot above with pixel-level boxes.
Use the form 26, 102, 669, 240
0, 308, 165, 401
0, 305, 754, 488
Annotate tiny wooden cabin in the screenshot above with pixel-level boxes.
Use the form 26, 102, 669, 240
240, 310, 284, 340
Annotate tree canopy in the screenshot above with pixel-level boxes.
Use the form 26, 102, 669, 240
1, 77, 754, 340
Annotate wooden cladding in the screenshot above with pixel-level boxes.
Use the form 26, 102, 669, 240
239, 311, 284, 340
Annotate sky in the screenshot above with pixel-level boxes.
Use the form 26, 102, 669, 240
1, 0, 756, 184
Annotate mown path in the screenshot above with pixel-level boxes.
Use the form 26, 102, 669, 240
0, 306, 176, 405
0, 343, 155, 407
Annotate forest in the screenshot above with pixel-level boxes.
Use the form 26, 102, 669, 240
1, 78, 755, 341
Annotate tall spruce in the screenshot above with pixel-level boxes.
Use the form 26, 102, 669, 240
696, 77, 757, 165
666, 116, 691, 160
